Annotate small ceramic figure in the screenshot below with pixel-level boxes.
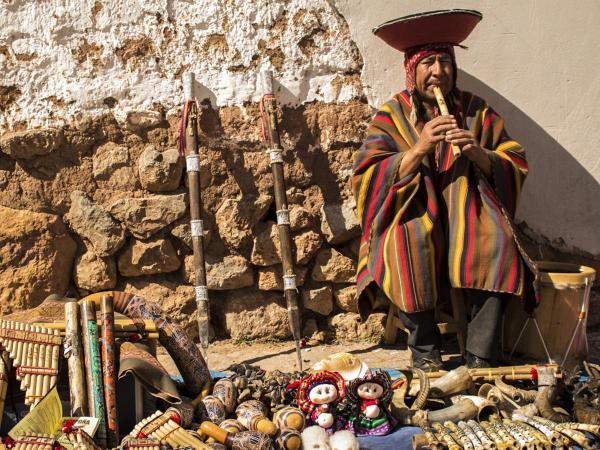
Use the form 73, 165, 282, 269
346, 370, 393, 436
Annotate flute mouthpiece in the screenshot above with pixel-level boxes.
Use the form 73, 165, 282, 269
183, 73, 195, 101
259, 70, 274, 94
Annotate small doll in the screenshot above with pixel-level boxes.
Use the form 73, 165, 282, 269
294, 371, 346, 433
346, 370, 393, 436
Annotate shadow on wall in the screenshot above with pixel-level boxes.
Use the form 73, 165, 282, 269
458, 70, 600, 258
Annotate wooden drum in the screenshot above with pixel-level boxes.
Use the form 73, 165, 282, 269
503, 261, 596, 363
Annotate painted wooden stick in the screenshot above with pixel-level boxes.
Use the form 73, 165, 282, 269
100, 294, 119, 447
65, 302, 87, 416
80, 300, 107, 449
259, 70, 303, 371
181, 72, 211, 362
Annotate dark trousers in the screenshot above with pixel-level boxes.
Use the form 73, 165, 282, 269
397, 290, 508, 362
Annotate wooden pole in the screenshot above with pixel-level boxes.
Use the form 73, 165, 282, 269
182, 72, 210, 362
100, 294, 119, 447
258, 70, 303, 371
64, 301, 88, 416
80, 300, 107, 448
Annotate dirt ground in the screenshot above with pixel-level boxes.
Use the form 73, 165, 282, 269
156, 338, 465, 376
157, 329, 600, 376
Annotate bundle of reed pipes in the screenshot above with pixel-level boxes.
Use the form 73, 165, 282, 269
129, 410, 210, 449
11, 434, 54, 450
258, 70, 303, 371
179, 72, 211, 362
0, 320, 61, 408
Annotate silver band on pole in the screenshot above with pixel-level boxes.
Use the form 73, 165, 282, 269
183, 73, 195, 101
276, 209, 290, 226
190, 219, 204, 237
195, 285, 209, 302
186, 154, 200, 172
283, 275, 297, 291
269, 148, 284, 164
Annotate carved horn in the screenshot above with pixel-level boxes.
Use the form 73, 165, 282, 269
494, 375, 537, 404
452, 395, 499, 422
426, 398, 479, 425
429, 366, 474, 398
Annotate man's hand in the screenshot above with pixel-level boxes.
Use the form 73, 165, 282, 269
413, 115, 457, 156
446, 128, 492, 177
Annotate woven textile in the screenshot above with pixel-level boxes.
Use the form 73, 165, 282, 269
353, 89, 536, 314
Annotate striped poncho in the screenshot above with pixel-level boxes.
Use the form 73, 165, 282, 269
353, 89, 538, 314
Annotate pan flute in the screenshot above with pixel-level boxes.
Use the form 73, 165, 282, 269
0, 319, 61, 408
62, 429, 101, 450
12, 434, 55, 450
124, 437, 161, 450
131, 410, 211, 449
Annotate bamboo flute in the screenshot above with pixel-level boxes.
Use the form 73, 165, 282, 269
433, 86, 461, 157
181, 72, 210, 361
100, 294, 119, 447
258, 70, 303, 371
80, 300, 107, 449
64, 301, 87, 416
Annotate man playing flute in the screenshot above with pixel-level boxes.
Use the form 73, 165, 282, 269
353, 10, 538, 371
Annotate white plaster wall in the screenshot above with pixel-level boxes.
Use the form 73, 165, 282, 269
0, 0, 362, 128
336, 0, 600, 257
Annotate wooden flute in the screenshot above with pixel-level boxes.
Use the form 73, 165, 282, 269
433, 86, 461, 157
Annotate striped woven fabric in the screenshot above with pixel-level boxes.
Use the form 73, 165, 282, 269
353, 89, 534, 314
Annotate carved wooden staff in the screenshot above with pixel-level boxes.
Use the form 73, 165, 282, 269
80, 300, 107, 449
64, 301, 87, 416
180, 72, 210, 361
100, 294, 119, 447
258, 70, 303, 371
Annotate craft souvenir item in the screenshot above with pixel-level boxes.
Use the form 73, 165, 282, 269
301, 425, 331, 450
276, 428, 302, 450
311, 353, 369, 381
300, 426, 359, 450
273, 406, 305, 432
200, 421, 272, 450
295, 371, 346, 433
212, 377, 238, 414
235, 400, 278, 435
329, 430, 360, 450
346, 370, 393, 436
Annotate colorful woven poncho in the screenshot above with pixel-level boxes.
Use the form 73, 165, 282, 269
353, 89, 538, 314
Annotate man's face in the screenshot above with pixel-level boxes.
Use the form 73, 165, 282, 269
414, 51, 454, 100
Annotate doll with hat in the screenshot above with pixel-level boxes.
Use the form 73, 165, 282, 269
293, 370, 347, 434
346, 370, 394, 436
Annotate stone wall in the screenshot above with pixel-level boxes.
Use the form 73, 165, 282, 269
0, 0, 387, 342
0, 0, 597, 345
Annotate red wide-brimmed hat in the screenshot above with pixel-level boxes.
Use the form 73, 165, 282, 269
372, 9, 482, 52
